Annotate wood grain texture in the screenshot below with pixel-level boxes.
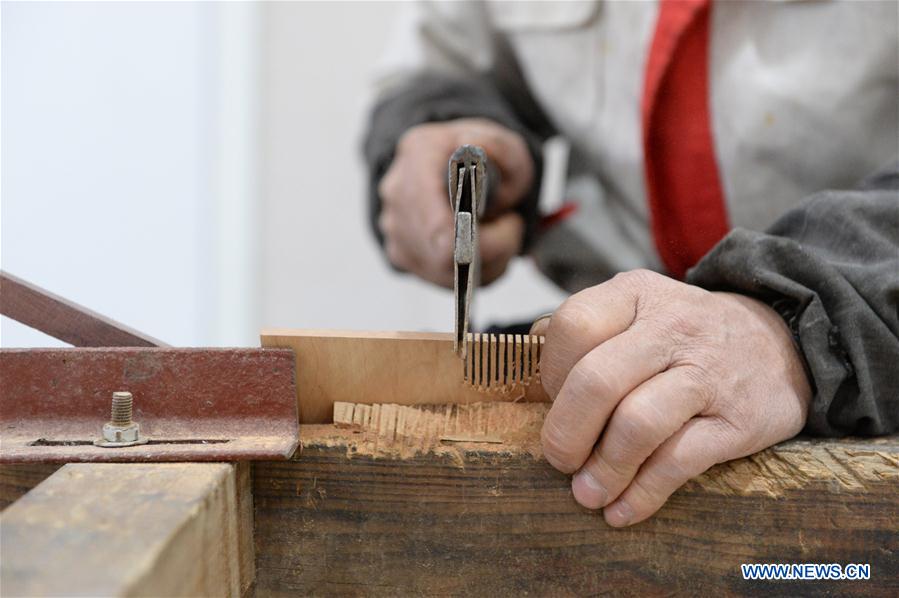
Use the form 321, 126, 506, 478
0, 270, 166, 347
1, 462, 254, 597
0, 463, 60, 510
260, 329, 549, 423
253, 402, 899, 596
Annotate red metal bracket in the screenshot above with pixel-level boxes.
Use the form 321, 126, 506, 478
0, 348, 299, 462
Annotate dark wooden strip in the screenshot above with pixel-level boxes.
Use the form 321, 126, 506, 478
0, 464, 60, 510
0, 270, 166, 347
252, 405, 899, 596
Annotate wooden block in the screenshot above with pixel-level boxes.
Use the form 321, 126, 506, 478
261, 329, 549, 423
253, 402, 899, 596
0, 464, 60, 510
0, 462, 254, 597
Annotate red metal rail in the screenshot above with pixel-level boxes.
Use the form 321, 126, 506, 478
1, 347, 299, 462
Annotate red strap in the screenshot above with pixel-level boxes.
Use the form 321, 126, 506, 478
642, 0, 729, 279
539, 202, 578, 231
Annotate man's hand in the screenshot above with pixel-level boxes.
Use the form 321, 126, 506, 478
378, 118, 534, 288
536, 270, 812, 526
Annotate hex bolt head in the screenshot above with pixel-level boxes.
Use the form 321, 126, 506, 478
94, 391, 149, 448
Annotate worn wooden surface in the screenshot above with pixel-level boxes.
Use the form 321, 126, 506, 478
0, 270, 166, 347
253, 402, 899, 596
261, 329, 549, 423
0, 463, 60, 510
1, 462, 255, 597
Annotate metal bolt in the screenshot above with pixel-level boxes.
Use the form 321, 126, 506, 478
94, 391, 149, 448
110, 391, 133, 426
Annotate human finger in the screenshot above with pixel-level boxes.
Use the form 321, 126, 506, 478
541, 324, 671, 473
453, 119, 533, 211
529, 313, 553, 336
603, 416, 734, 527
570, 368, 708, 509
540, 271, 650, 399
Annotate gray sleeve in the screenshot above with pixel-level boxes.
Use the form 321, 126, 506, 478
362, 72, 550, 252
687, 164, 899, 436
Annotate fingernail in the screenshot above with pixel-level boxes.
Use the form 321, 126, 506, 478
572, 470, 608, 510
529, 312, 552, 335
605, 500, 635, 527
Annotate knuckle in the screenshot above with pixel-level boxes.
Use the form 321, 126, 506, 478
662, 308, 706, 341
566, 360, 618, 404
680, 366, 717, 410
612, 401, 659, 449
550, 299, 596, 340
485, 128, 504, 145
591, 448, 632, 482
508, 131, 528, 155
653, 438, 710, 487
638, 300, 711, 364
385, 242, 408, 270
397, 125, 429, 150
378, 173, 397, 202
655, 453, 692, 487
612, 268, 659, 289
627, 475, 665, 511
611, 269, 668, 315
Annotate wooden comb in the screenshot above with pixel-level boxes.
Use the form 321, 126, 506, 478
462, 333, 544, 391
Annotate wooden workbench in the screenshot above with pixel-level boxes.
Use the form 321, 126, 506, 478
4, 401, 896, 596
2, 329, 897, 595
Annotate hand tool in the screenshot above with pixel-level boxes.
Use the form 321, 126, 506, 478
448, 145, 543, 391
449, 144, 489, 361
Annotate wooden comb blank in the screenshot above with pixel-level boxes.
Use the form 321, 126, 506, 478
463, 333, 544, 391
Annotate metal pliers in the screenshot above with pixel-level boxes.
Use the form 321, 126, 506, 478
449, 145, 498, 359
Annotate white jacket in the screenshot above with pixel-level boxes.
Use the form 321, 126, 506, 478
372, 0, 899, 290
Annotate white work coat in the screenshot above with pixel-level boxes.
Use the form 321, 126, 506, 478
372, 0, 899, 290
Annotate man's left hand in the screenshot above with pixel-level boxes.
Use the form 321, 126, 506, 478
536, 270, 812, 526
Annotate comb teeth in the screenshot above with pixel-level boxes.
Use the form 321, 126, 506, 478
463, 333, 544, 391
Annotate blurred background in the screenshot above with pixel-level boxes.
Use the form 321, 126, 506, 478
1, 1, 565, 348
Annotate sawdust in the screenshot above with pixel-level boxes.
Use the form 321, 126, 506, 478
304, 402, 899, 498
308, 401, 547, 461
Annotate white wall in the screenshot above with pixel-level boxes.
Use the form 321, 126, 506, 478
1, 1, 219, 347
1, 2, 566, 348
1, 1, 260, 347
260, 1, 566, 335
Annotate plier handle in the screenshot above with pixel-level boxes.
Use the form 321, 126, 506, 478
449, 145, 492, 359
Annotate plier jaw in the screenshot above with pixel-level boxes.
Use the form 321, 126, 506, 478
449, 145, 489, 359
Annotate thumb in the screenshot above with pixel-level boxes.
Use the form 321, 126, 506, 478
530, 313, 552, 336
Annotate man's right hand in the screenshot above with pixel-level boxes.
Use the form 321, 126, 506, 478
377, 118, 535, 288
